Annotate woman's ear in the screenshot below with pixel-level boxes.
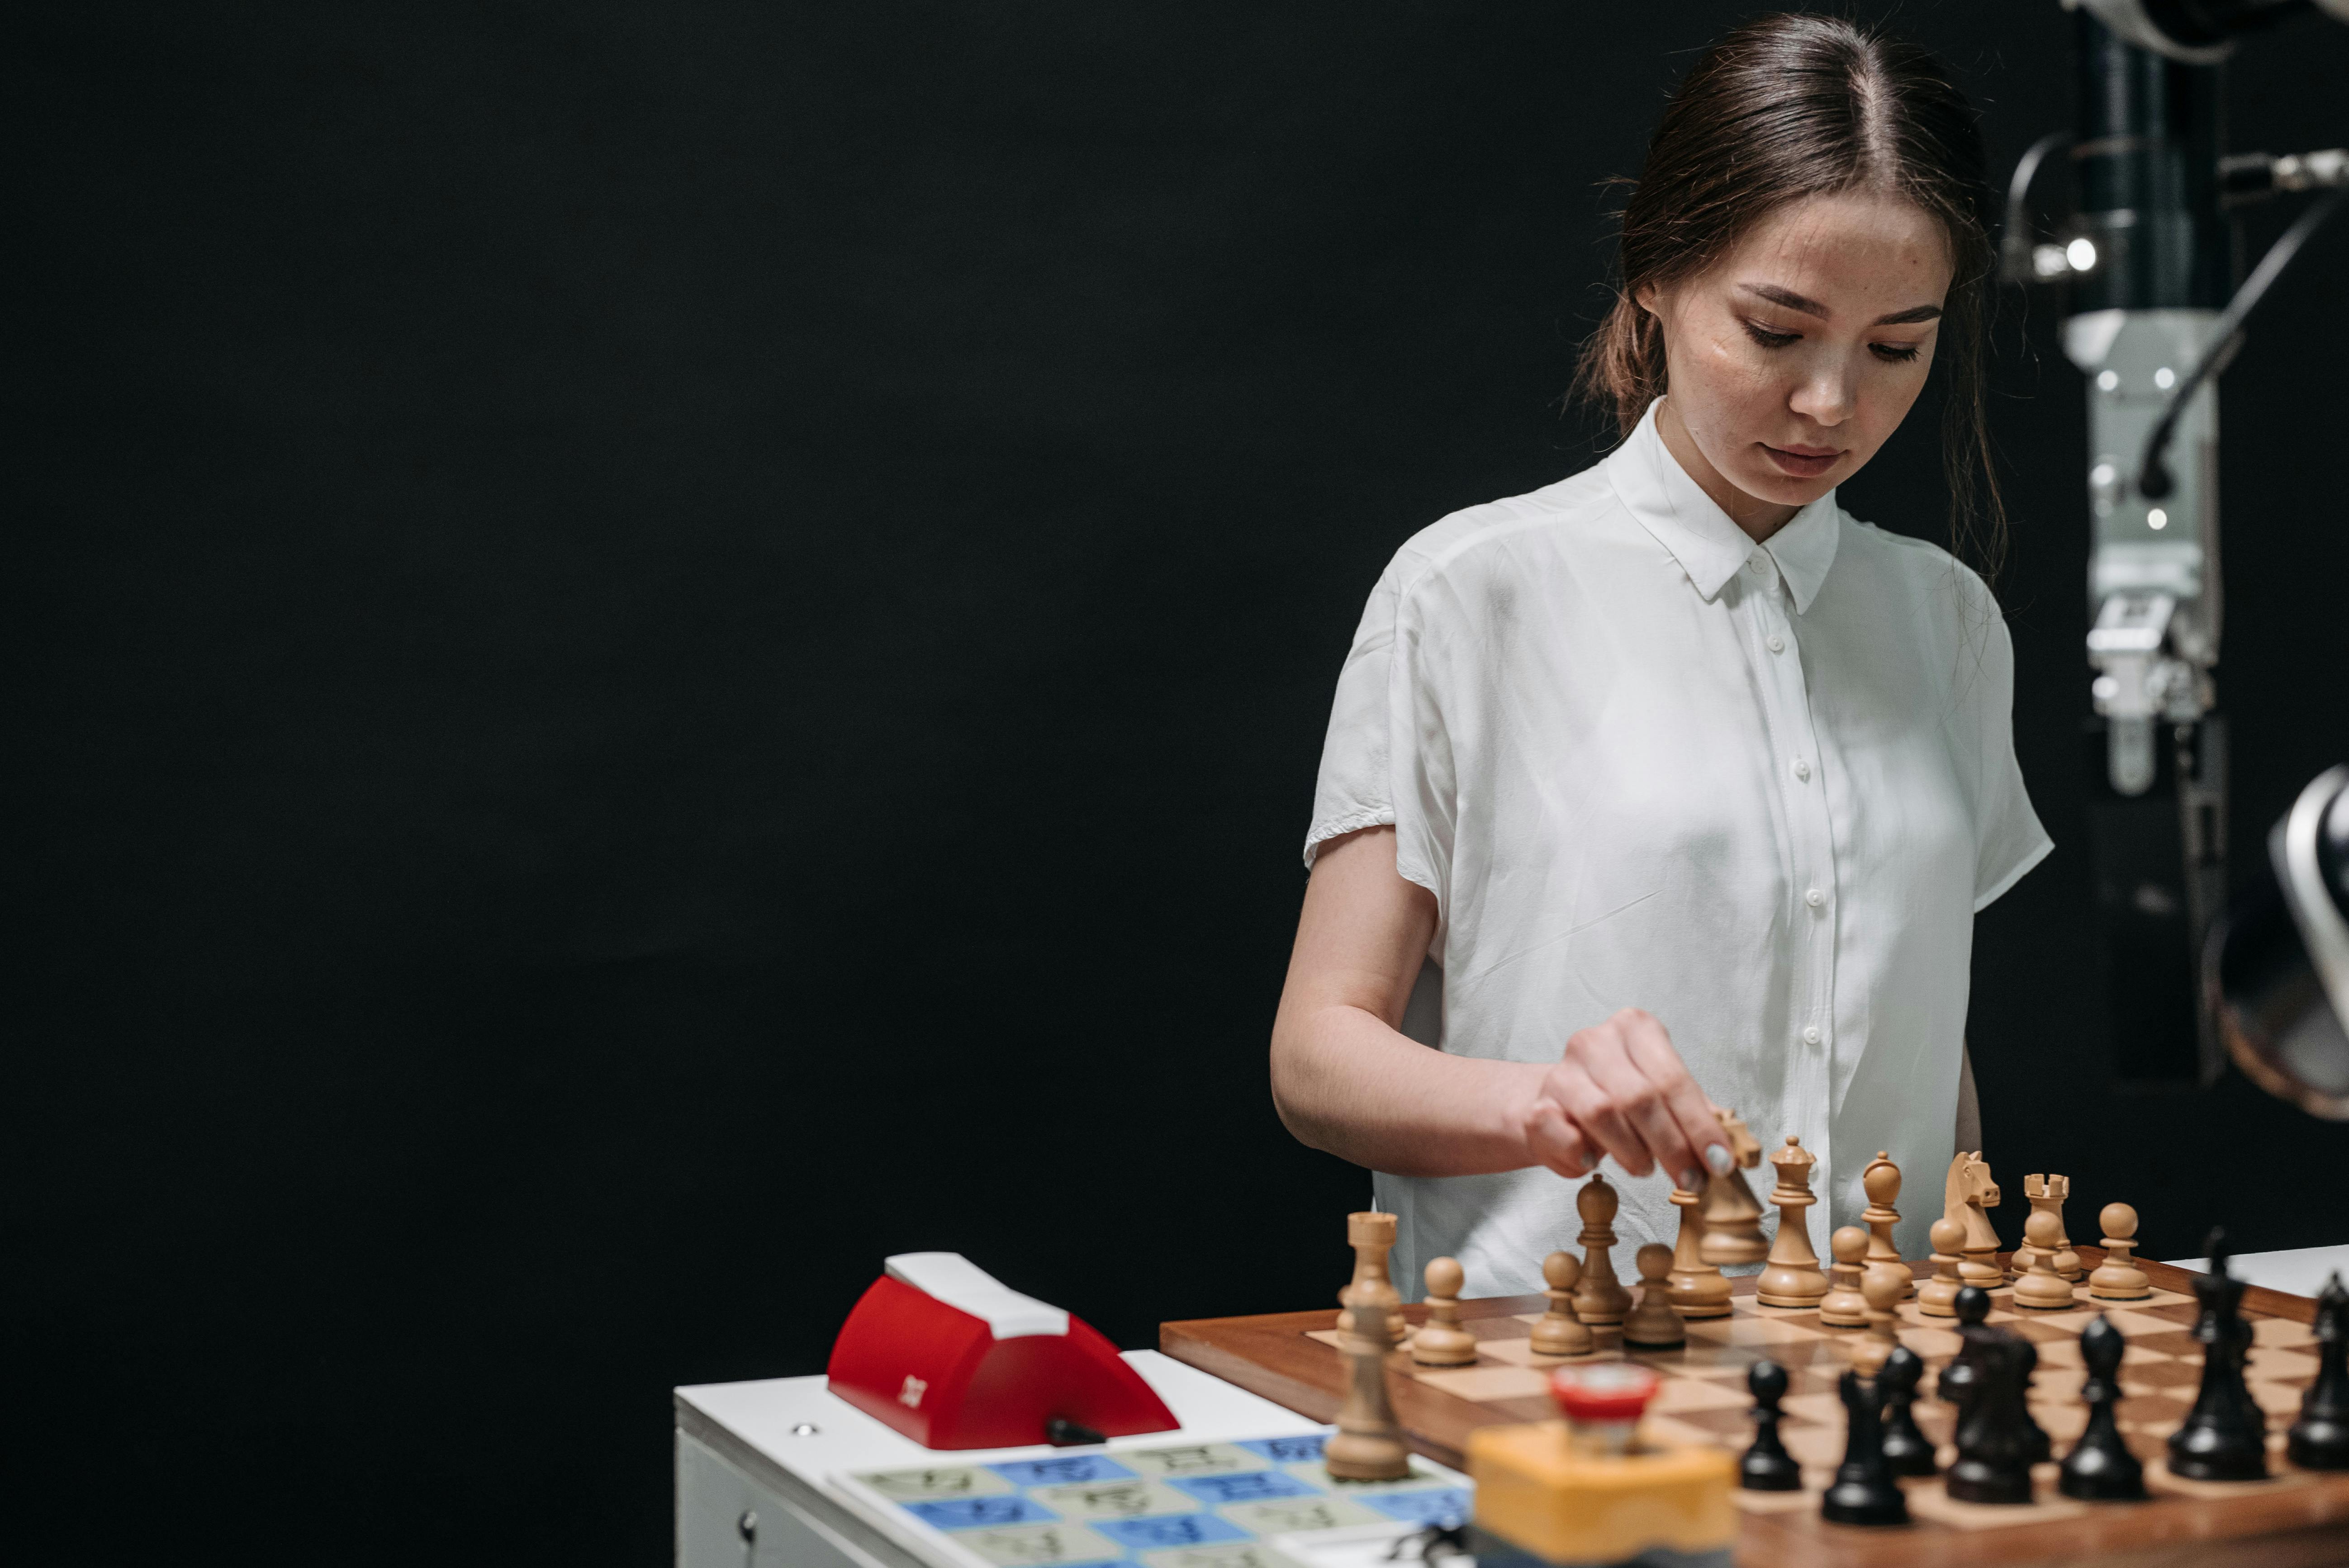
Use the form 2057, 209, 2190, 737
1634, 282, 1662, 320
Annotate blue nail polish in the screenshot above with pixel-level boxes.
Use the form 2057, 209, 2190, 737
1704, 1143, 1732, 1175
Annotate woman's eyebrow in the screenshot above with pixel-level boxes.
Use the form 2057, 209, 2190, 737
1740, 282, 1943, 326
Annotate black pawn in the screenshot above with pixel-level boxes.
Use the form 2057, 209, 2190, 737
1741, 1360, 1803, 1491
2169, 1228, 2269, 1482
1822, 1369, 1910, 1526
1879, 1345, 1936, 1477
1933, 1286, 1993, 1409
2060, 1314, 2146, 1500
2289, 1272, 2349, 1470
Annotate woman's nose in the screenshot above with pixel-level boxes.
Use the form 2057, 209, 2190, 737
1789, 364, 1854, 427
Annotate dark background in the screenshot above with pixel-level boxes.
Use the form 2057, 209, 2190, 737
16, 2, 2349, 1562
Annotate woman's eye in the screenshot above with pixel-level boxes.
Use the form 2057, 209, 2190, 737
1741, 321, 1799, 349
1871, 342, 1923, 364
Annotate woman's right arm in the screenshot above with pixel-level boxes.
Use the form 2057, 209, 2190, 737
1268, 825, 1730, 1189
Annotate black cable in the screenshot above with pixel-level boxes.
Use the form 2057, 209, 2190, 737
1999, 132, 2072, 285
2140, 186, 2348, 498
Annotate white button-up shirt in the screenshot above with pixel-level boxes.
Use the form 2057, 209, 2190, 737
1305, 399, 2050, 1298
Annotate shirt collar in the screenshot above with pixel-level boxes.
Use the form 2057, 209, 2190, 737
1605, 398, 1841, 614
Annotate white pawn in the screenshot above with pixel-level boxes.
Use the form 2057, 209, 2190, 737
1917, 1217, 1966, 1319
2013, 1210, 2078, 1310
1411, 1257, 1479, 1366
2089, 1202, 2153, 1302
1819, 1226, 1870, 1328
1532, 1250, 1594, 1357
1851, 1263, 1907, 1377
1572, 1174, 1632, 1326
1621, 1243, 1686, 1347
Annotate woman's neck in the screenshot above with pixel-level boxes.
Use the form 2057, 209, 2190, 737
1655, 398, 1802, 544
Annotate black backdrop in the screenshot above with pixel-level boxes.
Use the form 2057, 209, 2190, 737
18, 3, 2349, 1562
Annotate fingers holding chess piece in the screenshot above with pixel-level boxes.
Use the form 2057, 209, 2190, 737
1819, 1226, 1870, 1328
1697, 1110, 1769, 1266
1667, 1182, 1734, 1318
1532, 1249, 1594, 1358
1622, 1243, 1686, 1348
1572, 1175, 1632, 1326
2013, 1211, 2079, 1310
1918, 1217, 1966, 1318
2088, 1203, 2152, 1302
1411, 1256, 1479, 1367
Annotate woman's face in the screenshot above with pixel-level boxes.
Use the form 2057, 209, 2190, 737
1639, 192, 1953, 521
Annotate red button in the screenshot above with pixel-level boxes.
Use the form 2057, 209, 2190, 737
1549, 1363, 1660, 1424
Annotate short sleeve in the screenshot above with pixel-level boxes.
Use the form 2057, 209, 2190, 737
1964, 600, 2053, 911
1303, 552, 1456, 913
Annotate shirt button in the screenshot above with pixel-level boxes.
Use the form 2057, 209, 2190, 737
1747, 554, 1769, 575
1802, 1025, 1822, 1046
1766, 635, 1785, 654
1805, 887, 1826, 909
1792, 758, 1812, 782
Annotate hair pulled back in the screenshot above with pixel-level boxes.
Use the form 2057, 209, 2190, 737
1574, 14, 2006, 582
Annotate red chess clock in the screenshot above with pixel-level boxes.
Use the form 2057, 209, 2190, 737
826, 1253, 1178, 1450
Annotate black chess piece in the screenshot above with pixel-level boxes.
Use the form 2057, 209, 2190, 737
1941, 1283, 2051, 1468
1878, 1345, 1936, 1477
2169, 1228, 2269, 1482
1740, 1360, 1803, 1491
1946, 1305, 2036, 1504
2289, 1272, 2349, 1470
1934, 1286, 1993, 1410
1933, 1284, 1996, 1423
2059, 1313, 2146, 1500
1821, 1369, 1909, 1525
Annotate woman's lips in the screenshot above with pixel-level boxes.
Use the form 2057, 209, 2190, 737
1761, 443, 1841, 478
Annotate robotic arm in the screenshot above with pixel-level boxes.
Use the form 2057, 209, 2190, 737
2003, 0, 2349, 1099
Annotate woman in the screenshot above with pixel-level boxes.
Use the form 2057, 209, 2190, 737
1269, 14, 2050, 1298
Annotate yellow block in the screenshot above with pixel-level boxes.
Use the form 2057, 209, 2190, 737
1468, 1420, 1735, 1565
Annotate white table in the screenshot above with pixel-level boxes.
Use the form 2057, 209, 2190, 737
2164, 1243, 2349, 1298
674, 1352, 1324, 1568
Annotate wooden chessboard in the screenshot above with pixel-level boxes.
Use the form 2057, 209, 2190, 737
1160, 1251, 2349, 1568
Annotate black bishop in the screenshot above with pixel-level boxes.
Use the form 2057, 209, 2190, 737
2169, 1229, 2268, 1483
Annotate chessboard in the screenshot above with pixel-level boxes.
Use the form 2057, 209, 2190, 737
1161, 1251, 2349, 1568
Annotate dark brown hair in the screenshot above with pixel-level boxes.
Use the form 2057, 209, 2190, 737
1573, 14, 2006, 583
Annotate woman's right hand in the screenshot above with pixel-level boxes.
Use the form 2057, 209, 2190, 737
1517, 1007, 1730, 1192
